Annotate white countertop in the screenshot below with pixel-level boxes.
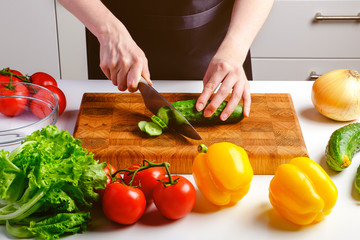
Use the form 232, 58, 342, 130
2, 80, 360, 240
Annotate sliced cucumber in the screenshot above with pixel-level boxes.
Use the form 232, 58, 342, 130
151, 115, 168, 130
144, 122, 163, 136
138, 121, 148, 132
172, 109, 188, 125
156, 106, 171, 125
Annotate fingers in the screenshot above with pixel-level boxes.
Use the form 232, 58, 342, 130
101, 66, 111, 82
242, 82, 251, 118
99, 57, 113, 84
142, 65, 152, 86
196, 63, 226, 113
98, 33, 149, 92
100, 54, 149, 92
218, 77, 243, 121
99, 53, 120, 87
197, 60, 251, 121
204, 73, 238, 118
126, 57, 145, 92
221, 79, 251, 120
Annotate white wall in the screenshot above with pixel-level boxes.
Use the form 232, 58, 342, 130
0, 0, 60, 78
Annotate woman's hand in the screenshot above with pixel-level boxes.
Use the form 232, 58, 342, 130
196, 43, 251, 121
195, 0, 275, 120
98, 24, 151, 92
57, 0, 151, 92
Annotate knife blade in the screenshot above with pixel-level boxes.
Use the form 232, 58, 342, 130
138, 77, 202, 140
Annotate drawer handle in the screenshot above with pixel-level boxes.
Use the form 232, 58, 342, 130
309, 71, 322, 80
315, 12, 360, 21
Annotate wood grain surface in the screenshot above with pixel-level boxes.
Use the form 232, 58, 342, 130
73, 93, 308, 174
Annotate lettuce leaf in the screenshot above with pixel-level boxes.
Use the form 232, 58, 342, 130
0, 125, 107, 239
6, 212, 90, 239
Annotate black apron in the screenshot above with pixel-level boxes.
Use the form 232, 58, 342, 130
86, 0, 252, 80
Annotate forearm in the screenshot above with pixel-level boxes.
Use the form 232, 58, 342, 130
220, 0, 274, 61
57, 0, 127, 42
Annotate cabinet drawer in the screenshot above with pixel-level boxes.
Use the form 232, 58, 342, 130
251, 0, 360, 58
252, 59, 360, 80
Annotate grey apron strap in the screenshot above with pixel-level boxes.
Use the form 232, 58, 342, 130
86, 0, 252, 80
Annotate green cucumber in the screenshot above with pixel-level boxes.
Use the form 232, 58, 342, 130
151, 115, 168, 130
325, 123, 360, 171
355, 165, 360, 194
156, 106, 171, 125
157, 99, 244, 125
144, 122, 163, 136
138, 121, 163, 136
138, 121, 148, 132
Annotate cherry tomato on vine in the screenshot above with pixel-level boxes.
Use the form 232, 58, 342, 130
0, 69, 26, 82
30, 86, 66, 118
123, 163, 166, 204
0, 83, 29, 117
30, 88, 56, 119
153, 176, 196, 220
97, 163, 121, 197
46, 86, 66, 115
30, 72, 58, 87
102, 182, 146, 225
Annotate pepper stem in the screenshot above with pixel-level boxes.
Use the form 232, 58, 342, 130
198, 144, 208, 153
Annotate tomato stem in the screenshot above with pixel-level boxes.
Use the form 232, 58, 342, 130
0, 68, 30, 83
114, 160, 177, 187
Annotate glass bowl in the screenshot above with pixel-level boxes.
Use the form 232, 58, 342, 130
0, 81, 58, 146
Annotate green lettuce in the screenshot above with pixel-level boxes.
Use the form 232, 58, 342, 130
0, 125, 107, 239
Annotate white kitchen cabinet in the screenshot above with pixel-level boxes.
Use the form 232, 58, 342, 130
55, 1, 88, 80
0, 0, 60, 78
251, 0, 360, 81
252, 59, 360, 80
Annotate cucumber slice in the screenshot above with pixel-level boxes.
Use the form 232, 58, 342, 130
138, 121, 148, 132
151, 115, 168, 130
172, 109, 188, 125
144, 122, 163, 136
157, 106, 171, 125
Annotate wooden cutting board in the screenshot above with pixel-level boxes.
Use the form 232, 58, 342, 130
73, 93, 308, 174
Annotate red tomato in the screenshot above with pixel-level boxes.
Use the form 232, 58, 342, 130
30, 86, 66, 118
97, 163, 121, 197
30, 72, 58, 87
0, 69, 26, 83
102, 182, 146, 225
0, 83, 29, 117
123, 163, 166, 204
153, 176, 196, 220
30, 88, 55, 119
46, 86, 66, 115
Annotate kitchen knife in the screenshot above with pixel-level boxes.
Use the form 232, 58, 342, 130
138, 77, 202, 140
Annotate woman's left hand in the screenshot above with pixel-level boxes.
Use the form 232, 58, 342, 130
196, 45, 251, 121
195, 0, 275, 121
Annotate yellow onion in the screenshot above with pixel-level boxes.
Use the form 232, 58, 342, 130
311, 69, 360, 121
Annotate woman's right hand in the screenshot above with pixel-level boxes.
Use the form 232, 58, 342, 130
57, 0, 152, 91
97, 22, 151, 92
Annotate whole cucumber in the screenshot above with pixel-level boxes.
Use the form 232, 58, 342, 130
325, 123, 360, 171
355, 165, 360, 194
162, 99, 244, 125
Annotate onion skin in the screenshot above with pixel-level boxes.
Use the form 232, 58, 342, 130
311, 69, 360, 121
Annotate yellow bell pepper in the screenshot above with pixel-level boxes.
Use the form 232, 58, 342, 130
192, 142, 253, 206
269, 157, 338, 226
